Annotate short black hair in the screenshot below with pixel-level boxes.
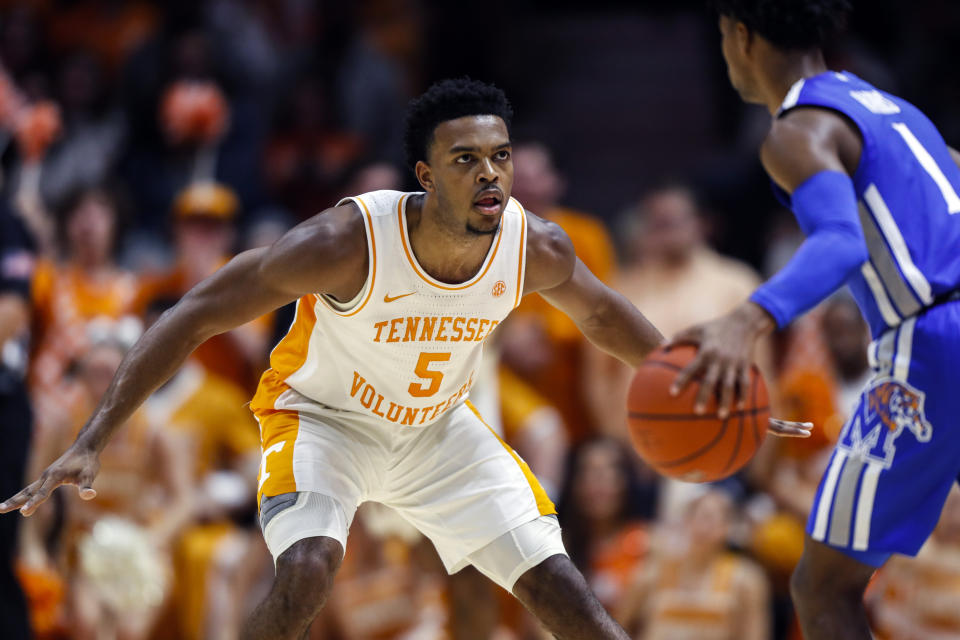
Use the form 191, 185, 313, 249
403, 78, 513, 170
712, 0, 851, 50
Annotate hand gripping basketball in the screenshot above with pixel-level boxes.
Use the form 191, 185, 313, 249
628, 344, 812, 483
0, 444, 100, 516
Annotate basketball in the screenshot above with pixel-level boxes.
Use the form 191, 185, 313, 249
627, 345, 769, 483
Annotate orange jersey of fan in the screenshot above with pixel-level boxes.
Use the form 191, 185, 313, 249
251, 190, 528, 427
30, 260, 138, 388
870, 538, 960, 639
643, 553, 758, 640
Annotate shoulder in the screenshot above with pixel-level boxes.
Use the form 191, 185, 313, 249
523, 211, 576, 293
702, 250, 762, 288
762, 107, 860, 191
259, 201, 368, 292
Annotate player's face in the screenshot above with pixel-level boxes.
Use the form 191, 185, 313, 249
421, 115, 513, 236
718, 15, 760, 104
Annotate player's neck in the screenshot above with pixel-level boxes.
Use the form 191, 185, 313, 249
760, 49, 828, 115
406, 193, 496, 284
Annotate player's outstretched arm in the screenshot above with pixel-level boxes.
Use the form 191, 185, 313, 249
523, 214, 665, 367
1, 203, 368, 516
670, 109, 867, 422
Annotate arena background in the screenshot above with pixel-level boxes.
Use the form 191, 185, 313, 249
0, 1, 958, 639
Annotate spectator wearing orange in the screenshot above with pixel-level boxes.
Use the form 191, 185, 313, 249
868, 487, 960, 639
558, 438, 655, 611
139, 297, 264, 640
618, 490, 771, 640
21, 336, 191, 640
135, 181, 271, 392
30, 186, 138, 432
501, 141, 617, 443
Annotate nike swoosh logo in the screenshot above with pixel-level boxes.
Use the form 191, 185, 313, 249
383, 292, 415, 303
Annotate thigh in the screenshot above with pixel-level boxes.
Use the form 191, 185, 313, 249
807, 313, 960, 562
795, 534, 876, 592
259, 492, 355, 563
466, 515, 567, 592
384, 400, 555, 573
255, 404, 388, 517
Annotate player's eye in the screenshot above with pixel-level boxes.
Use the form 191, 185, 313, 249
494, 149, 511, 161
456, 154, 473, 164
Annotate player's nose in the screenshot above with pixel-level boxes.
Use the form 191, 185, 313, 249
476, 157, 499, 183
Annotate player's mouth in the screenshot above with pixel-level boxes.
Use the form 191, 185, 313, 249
473, 189, 503, 216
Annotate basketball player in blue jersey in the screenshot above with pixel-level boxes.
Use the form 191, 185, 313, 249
671, 1, 960, 638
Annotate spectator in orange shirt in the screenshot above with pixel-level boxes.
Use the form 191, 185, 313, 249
501, 141, 617, 443
140, 296, 265, 640
21, 335, 191, 640
618, 490, 771, 640
30, 185, 139, 434
135, 181, 271, 392
868, 487, 960, 640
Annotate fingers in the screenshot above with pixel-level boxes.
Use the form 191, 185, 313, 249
718, 365, 739, 419
77, 469, 97, 501
768, 419, 814, 438
694, 360, 721, 415
670, 352, 705, 397
0, 480, 42, 514
18, 473, 60, 517
738, 366, 751, 411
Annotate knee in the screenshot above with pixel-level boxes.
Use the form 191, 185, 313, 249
512, 554, 580, 604
789, 556, 817, 609
274, 537, 343, 609
790, 548, 869, 611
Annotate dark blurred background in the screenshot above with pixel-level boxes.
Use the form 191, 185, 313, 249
1, 1, 959, 639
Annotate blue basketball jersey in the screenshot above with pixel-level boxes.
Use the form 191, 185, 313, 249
775, 71, 960, 338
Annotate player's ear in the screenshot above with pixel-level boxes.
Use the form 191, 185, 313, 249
735, 20, 753, 56
415, 160, 435, 193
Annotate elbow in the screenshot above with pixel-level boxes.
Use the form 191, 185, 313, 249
823, 224, 869, 274
159, 295, 217, 345
579, 297, 616, 336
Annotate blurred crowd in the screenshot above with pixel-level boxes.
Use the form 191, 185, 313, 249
0, 1, 959, 640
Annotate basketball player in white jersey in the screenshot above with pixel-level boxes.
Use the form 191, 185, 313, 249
2, 79, 805, 639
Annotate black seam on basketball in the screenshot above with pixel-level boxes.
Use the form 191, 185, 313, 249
639, 360, 685, 372
653, 419, 730, 468
723, 411, 744, 474
751, 369, 760, 444
628, 407, 770, 421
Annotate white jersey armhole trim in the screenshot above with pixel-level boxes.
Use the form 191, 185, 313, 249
317, 196, 377, 316
511, 197, 528, 308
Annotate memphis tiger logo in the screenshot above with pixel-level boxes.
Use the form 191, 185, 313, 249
838, 378, 932, 468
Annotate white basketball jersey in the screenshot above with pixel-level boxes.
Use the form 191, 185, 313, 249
251, 190, 528, 427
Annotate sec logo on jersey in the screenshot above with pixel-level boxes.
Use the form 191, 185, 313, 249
492, 280, 506, 297
838, 378, 932, 469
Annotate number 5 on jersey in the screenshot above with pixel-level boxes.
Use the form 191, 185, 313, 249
409, 352, 451, 397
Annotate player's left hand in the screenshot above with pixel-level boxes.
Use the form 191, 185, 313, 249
669, 301, 776, 419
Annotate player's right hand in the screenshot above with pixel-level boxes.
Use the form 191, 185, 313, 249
0, 445, 100, 516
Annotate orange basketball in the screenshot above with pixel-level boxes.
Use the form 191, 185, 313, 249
627, 345, 769, 483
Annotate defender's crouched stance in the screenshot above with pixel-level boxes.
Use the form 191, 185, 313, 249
3, 80, 662, 639
247, 392, 623, 638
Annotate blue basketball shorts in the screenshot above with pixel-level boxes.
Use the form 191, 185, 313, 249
806, 300, 960, 567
